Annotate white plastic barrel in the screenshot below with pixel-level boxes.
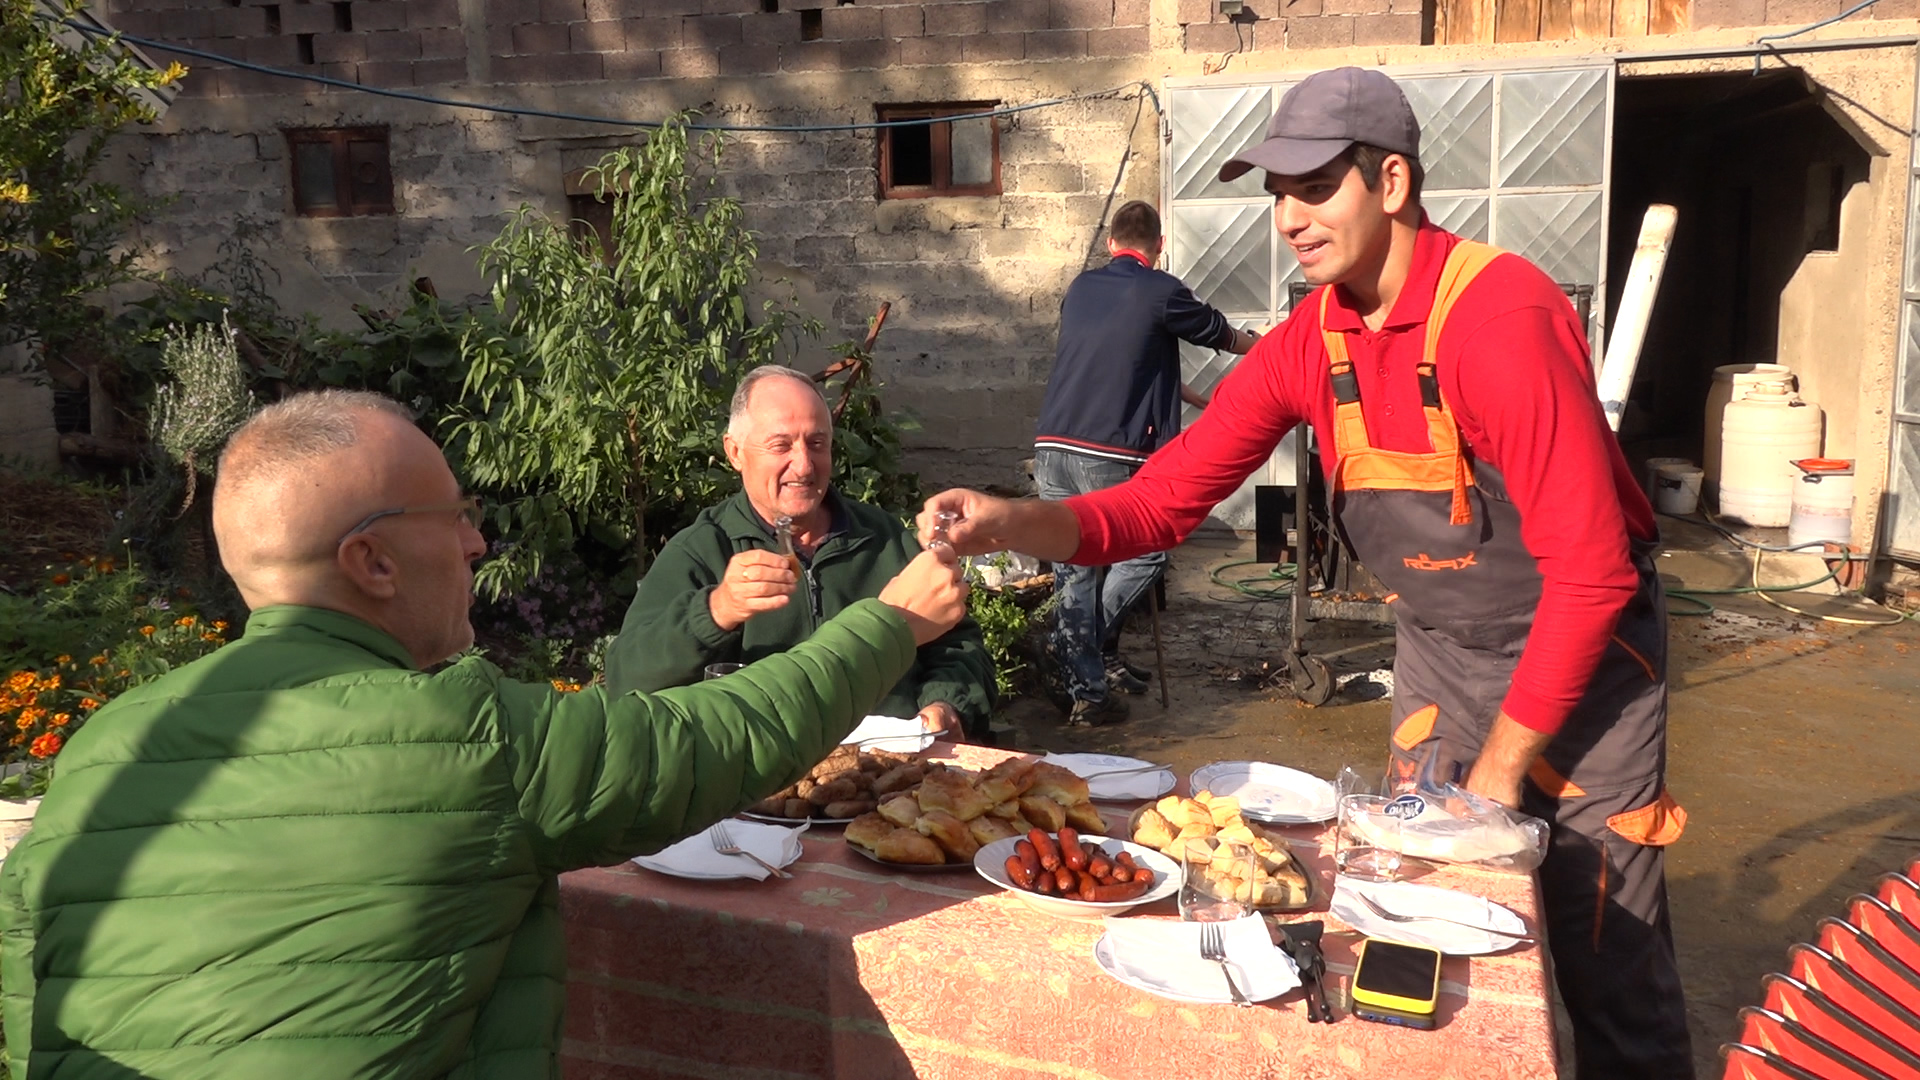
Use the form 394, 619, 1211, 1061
1704, 364, 1794, 496
1653, 463, 1703, 515
1717, 385, 1822, 527
1787, 459, 1854, 549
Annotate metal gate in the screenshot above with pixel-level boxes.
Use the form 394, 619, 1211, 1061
1885, 58, 1920, 559
1163, 61, 1616, 529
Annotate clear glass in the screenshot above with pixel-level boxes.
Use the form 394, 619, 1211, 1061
928, 510, 958, 551
1178, 838, 1258, 922
703, 663, 744, 681
772, 515, 804, 579
1334, 794, 1404, 882
293, 141, 339, 210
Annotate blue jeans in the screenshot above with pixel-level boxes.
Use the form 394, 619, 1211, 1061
1032, 449, 1167, 704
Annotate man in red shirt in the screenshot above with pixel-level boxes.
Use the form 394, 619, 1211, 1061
918, 67, 1692, 1078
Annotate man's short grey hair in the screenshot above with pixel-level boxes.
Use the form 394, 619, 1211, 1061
727, 365, 827, 437
217, 389, 415, 484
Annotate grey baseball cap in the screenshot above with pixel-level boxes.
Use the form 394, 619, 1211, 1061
1218, 67, 1421, 182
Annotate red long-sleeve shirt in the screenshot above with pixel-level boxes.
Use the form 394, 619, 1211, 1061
1066, 220, 1657, 735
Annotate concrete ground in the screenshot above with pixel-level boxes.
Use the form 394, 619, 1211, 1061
989, 526, 1920, 1080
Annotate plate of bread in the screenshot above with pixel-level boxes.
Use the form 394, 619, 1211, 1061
844, 757, 1112, 870
1130, 790, 1320, 911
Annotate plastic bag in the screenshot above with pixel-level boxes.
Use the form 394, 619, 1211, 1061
963, 551, 1043, 590
1339, 760, 1549, 872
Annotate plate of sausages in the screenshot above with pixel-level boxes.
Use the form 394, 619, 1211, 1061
974, 828, 1182, 920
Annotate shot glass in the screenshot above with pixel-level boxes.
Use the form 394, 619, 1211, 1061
703, 663, 745, 681
1178, 838, 1258, 922
1334, 793, 1404, 882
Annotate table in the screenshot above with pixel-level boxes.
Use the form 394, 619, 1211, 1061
559, 745, 1559, 1079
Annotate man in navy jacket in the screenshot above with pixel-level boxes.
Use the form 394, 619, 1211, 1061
1033, 200, 1260, 725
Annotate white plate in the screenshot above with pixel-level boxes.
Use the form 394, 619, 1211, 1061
1043, 753, 1177, 802
1189, 761, 1337, 824
840, 714, 935, 752
1093, 914, 1300, 1004
1330, 876, 1529, 956
630, 821, 805, 881
974, 835, 1181, 920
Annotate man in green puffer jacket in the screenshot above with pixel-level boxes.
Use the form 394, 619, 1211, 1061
603, 366, 996, 741
0, 389, 968, 1079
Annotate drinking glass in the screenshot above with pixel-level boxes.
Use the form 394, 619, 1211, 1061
928, 510, 959, 551
1334, 793, 1404, 882
703, 663, 744, 681
1178, 838, 1258, 922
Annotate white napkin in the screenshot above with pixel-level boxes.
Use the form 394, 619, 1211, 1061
631, 820, 806, 881
1330, 876, 1526, 955
1101, 915, 1296, 1001
840, 714, 934, 751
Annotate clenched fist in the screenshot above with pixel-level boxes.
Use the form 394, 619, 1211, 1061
877, 546, 970, 646
708, 549, 799, 632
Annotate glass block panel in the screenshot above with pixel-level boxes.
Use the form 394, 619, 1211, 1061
1890, 423, 1920, 556
1425, 195, 1490, 242
1497, 68, 1608, 189
1169, 202, 1273, 315
1180, 317, 1265, 425
1907, 176, 1920, 294
1904, 300, 1920, 418
1492, 191, 1602, 289
1402, 76, 1493, 193
949, 117, 995, 187
1170, 85, 1275, 201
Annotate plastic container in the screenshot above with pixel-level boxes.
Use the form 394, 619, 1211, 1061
1787, 459, 1855, 549
1717, 385, 1822, 527
1653, 463, 1703, 515
1643, 457, 1691, 504
1704, 364, 1794, 495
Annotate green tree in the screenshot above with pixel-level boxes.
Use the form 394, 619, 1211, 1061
0, 0, 183, 346
443, 119, 821, 600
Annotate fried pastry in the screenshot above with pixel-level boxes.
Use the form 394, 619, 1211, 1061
1027, 762, 1091, 806
968, 815, 1020, 846
914, 810, 980, 860
874, 828, 945, 865
917, 769, 996, 821
872, 764, 924, 796
1018, 795, 1067, 833
845, 811, 896, 851
877, 793, 921, 828
1062, 801, 1110, 835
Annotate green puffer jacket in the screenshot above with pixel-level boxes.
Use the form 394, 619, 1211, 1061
0, 600, 914, 1079
603, 491, 995, 734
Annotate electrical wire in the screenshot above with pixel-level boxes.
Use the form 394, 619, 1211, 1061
51, 15, 1161, 132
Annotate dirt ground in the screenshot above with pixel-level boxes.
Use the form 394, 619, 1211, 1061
988, 526, 1920, 1080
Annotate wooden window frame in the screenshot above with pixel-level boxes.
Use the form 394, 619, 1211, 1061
876, 102, 1001, 200
285, 127, 394, 218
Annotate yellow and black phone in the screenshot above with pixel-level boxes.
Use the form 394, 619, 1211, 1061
1349, 938, 1442, 1030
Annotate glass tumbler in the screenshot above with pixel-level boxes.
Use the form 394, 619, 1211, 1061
703, 663, 745, 681
1178, 838, 1258, 922
1334, 793, 1404, 882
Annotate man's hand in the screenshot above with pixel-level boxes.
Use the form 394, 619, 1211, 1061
916, 701, 963, 738
915, 490, 1081, 561
708, 550, 798, 632
877, 546, 970, 646
1463, 711, 1554, 810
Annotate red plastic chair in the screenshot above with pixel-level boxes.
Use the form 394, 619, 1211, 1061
1762, 973, 1920, 1078
1875, 874, 1919, 929
1848, 894, 1920, 974
1722, 1042, 1845, 1080
1817, 918, 1920, 1015
1736, 1005, 1900, 1079
1787, 943, 1920, 1057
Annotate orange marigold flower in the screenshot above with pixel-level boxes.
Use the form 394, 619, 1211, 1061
55, 655, 71, 665
8, 734, 24, 747
78, 698, 99, 710
139, 626, 156, 636
50, 713, 70, 727
213, 620, 229, 631
51, 574, 70, 586
14, 716, 34, 732
90, 655, 107, 666
117, 669, 130, 678
176, 615, 195, 627
40, 675, 59, 691
5, 672, 33, 693
29, 732, 63, 759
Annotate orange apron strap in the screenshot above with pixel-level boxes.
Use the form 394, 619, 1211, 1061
1318, 287, 1370, 460
1422, 240, 1506, 526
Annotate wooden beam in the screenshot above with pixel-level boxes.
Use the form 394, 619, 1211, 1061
1497, 0, 1544, 41
1571, 0, 1611, 37
1649, 0, 1688, 34
1614, 0, 1650, 36
1540, 0, 1575, 38
1461, 0, 1498, 42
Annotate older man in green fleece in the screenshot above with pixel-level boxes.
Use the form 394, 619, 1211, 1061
0, 389, 967, 1079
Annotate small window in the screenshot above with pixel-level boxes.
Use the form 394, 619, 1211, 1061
877, 103, 1001, 199
286, 128, 394, 217
568, 194, 616, 262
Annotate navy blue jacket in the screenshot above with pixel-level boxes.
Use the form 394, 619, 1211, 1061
1034, 253, 1237, 464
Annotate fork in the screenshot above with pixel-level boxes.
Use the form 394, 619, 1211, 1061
711, 820, 792, 880
1352, 890, 1535, 943
1198, 922, 1253, 1007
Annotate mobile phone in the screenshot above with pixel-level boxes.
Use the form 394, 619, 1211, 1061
1349, 938, 1442, 1029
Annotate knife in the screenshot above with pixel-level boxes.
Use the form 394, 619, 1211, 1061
1270, 918, 1336, 1023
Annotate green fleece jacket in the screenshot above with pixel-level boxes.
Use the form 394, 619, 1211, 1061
0, 600, 915, 1079
603, 491, 995, 734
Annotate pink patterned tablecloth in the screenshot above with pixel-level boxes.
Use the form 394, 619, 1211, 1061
560, 744, 1558, 1080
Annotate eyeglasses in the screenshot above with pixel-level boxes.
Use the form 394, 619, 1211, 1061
339, 496, 483, 545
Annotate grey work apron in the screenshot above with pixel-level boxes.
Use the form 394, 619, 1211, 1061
1317, 241, 1694, 1079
